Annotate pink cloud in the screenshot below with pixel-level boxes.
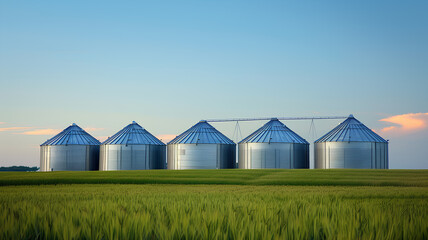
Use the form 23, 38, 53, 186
15, 127, 104, 136
96, 136, 109, 142
156, 134, 177, 143
0, 122, 5, 124
0, 127, 32, 132
84, 127, 105, 132
19, 129, 62, 135
380, 113, 428, 133
380, 126, 396, 132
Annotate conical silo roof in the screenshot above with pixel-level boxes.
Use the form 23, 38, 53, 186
168, 120, 234, 144
102, 121, 164, 145
239, 118, 309, 144
41, 123, 101, 146
315, 115, 387, 143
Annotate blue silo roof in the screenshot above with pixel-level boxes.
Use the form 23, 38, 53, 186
168, 120, 235, 144
41, 123, 101, 146
239, 118, 309, 144
102, 121, 164, 145
315, 115, 388, 143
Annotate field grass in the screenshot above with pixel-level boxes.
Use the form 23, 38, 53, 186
1, 184, 427, 239
0, 169, 428, 187
0, 170, 427, 239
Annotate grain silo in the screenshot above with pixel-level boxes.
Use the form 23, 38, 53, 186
167, 120, 236, 169
99, 121, 166, 170
314, 115, 388, 169
238, 118, 309, 169
40, 123, 100, 171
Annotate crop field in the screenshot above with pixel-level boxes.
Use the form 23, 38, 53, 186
0, 170, 427, 239
1, 169, 428, 187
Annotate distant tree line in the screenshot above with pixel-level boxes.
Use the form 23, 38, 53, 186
0, 166, 39, 172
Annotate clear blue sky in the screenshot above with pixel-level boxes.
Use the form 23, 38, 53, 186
0, 0, 427, 168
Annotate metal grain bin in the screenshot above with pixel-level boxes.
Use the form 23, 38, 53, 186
238, 118, 309, 169
167, 120, 235, 169
99, 121, 166, 170
314, 115, 388, 169
40, 123, 100, 171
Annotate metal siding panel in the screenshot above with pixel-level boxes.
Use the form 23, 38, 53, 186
89, 145, 99, 170
385, 143, 389, 169
145, 146, 150, 169
314, 143, 323, 169
375, 143, 388, 169
157, 145, 167, 169
306, 144, 310, 168
67, 146, 86, 171
177, 145, 181, 169
249, 146, 252, 169
40, 146, 47, 171
118, 146, 131, 170
100, 144, 165, 170
328, 144, 331, 168
167, 145, 174, 169
377, 143, 381, 169
238, 142, 307, 169
328, 143, 345, 168
86, 146, 90, 170
148, 145, 165, 169
224, 144, 236, 169
46, 147, 51, 171
275, 149, 279, 168
217, 145, 220, 169
167, 143, 235, 169
99, 145, 105, 170
148, 145, 154, 169
250, 145, 261, 169
50, 146, 67, 171
238, 144, 244, 169
380, 144, 383, 169
293, 144, 309, 169
109, 147, 120, 170
316, 142, 377, 169
134, 146, 147, 169
45, 145, 95, 171
180, 144, 217, 169
371, 143, 375, 169
344, 142, 371, 169
265, 146, 275, 168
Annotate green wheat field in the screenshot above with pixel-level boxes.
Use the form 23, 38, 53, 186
0, 169, 427, 239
